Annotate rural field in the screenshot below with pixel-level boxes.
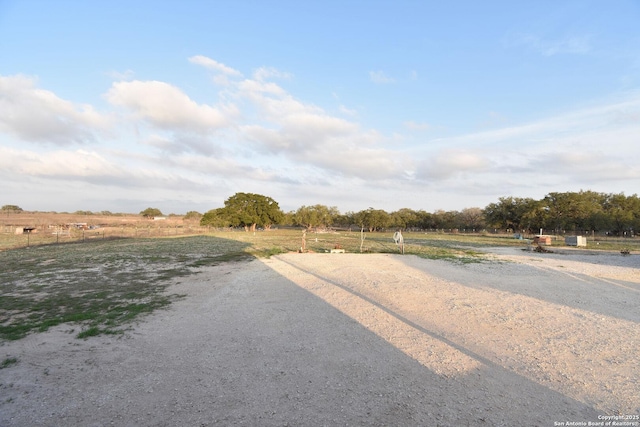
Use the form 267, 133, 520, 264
0, 230, 639, 426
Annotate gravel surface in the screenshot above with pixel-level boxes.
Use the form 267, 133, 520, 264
1, 248, 638, 426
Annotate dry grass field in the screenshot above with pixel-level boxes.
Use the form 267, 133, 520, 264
0, 212, 205, 251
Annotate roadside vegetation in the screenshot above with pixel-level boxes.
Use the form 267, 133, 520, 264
0, 236, 251, 341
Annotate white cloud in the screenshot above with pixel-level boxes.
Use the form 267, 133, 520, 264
0, 74, 111, 145
305, 138, 409, 179
403, 121, 430, 131
339, 105, 358, 116
163, 153, 295, 184
139, 134, 210, 155
369, 70, 395, 84
140, 134, 176, 151
416, 149, 490, 180
105, 80, 232, 132
181, 57, 403, 180
102, 58, 405, 179
253, 67, 292, 82
528, 151, 640, 182
237, 78, 288, 97
427, 94, 640, 151
0, 146, 123, 179
231, 72, 406, 179
408, 93, 640, 196
106, 69, 135, 81
0, 145, 217, 193
188, 55, 242, 76
242, 120, 405, 179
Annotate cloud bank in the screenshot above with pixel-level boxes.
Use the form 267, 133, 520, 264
0, 75, 110, 145
1, 57, 639, 213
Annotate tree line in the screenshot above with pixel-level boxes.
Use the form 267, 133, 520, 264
483, 191, 640, 235
198, 190, 640, 236
5, 190, 639, 236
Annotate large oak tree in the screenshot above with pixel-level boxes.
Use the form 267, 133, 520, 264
201, 192, 283, 231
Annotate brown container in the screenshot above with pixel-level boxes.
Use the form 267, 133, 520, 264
533, 235, 552, 245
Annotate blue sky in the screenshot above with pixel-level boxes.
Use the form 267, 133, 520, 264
1, 1, 639, 214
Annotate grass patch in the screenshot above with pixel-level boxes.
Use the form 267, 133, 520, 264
187, 251, 254, 268
412, 246, 486, 263
77, 326, 101, 339
0, 357, 18, 369
0, 235, 250, 341
251, 246, 288, 258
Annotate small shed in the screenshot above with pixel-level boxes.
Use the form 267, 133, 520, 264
565, 236, 587, 247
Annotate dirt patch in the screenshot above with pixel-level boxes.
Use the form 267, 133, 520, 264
1, 249, 638, 426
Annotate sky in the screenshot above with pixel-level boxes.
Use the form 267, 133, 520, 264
1, 1, 640, 215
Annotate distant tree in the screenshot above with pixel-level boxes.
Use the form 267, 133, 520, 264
483, 197, 536, 231
100, 210, 113, 216
603, 193, 640, 235
334, 212, 354, 228
432, 209, 459, 229
389, 208, 419, 230
482, 191, 622, 234
518, 199, 548, 233
458, 207, 485, 231
281, 211, 296, 226
202, 193, 283, 231
415, 210, 435, 230
1, 205, 23, 214
353, 208, 390, 232
74, 210, 93, 215
183, 211, 202, 221
543, 191, 605, 233
293, 205, 339, 229
200, 208, 229, 228
140, 207, 163, 218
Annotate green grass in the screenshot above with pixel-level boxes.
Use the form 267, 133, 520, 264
0, 357, 18, 369
0, 235, 250, 341
76, 326, 102, 339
